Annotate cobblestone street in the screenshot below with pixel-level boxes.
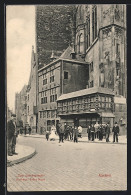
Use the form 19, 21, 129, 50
7, 136, 127, 191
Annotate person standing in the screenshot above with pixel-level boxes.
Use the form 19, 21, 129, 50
28, 126, 32, 135
24, 126, 27, 135
64, 123, 67, 140
50, 125, 57, 141
69, 126, 73, 141
73, 126, 78, 143
87, 125, 91, 141
99, 124, 103, 141
58, 123, 65, 143
7, 114, 18, 156
105, 123, 110, 142
45, 130, 50, 141
112, 122, 120, 143
91, 124, 95, 141
78, 125, 82, 138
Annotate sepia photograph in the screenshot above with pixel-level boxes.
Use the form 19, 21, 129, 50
6, 4, 127, 191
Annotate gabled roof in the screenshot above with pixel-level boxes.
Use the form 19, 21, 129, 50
57, 87, 114, 101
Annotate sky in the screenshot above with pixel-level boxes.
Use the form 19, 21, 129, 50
6, 5, 35, 112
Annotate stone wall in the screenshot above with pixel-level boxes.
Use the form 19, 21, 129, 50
36, 5, 75, 69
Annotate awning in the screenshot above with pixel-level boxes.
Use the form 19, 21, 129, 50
99, 112, 115, 118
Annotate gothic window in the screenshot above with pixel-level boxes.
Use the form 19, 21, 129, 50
92, 5, 97, 42
77, 35, 80, 53
87, 15, 90, 49
116, 43, 120, 58
115, 4, 120, 21
79, 5, 82, 19
79, 33, 84, 54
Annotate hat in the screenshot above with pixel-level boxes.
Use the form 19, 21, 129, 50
11, 114, 16, 117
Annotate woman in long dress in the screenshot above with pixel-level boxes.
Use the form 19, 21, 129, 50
50, 125, 58, 141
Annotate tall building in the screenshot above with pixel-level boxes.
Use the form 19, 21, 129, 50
35, 4, 126, 135
35, 5, 76, 69
74, 5, 126, 97
57, 4, 127, 134
37, 46, 88, 133
26, 46, 38, 133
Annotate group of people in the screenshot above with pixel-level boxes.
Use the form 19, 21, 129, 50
87, 122, 120, 143
19, 126, 32, 135
45, 123, 83, 143
46, 122, 120, 143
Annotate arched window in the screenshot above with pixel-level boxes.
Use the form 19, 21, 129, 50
79, 33, 84, 54
92, 5, 97, 41
77, 35, 80, 53
87, 15, 90, 49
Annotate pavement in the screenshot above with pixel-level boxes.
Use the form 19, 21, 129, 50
7, 143, 36, 167
7, 135, 127, 191
23, 133, 127, 144
7, 133, 126, 167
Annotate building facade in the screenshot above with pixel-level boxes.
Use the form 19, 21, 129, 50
26, 46, 38, 133
15, 85, 28, 127
57, 87, 114, 133
35, 4, 126, 134
57, 4, 127, 134
74, 4, 126, 97
37, 46, 88, 133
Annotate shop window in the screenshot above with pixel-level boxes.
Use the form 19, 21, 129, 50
64, 71, 68, 79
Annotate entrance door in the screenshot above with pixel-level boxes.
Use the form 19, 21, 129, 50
74, 117, 79, 127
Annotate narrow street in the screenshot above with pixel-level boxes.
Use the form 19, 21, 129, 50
7, 136, 127, 191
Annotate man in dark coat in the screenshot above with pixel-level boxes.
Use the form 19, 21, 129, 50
58, 123, 65, 143
87, 125, 91, 141
73, 126, 79, 143
105, 123, 110, 142
99, 124, 103, 141
91, 124, 95, 141
7, 114, 18, 156
28, 126, 32, 135
112, 122, 120, 143
69, 126, 73, 141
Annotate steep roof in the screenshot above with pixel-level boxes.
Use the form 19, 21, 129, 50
57, 87, 114, 101
60, 45, 72, 60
